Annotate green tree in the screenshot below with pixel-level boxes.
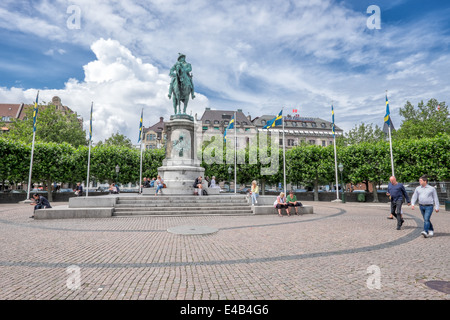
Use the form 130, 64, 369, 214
287, 144, 334, 200
32, 142, 78, 201
340, 122, 385, 146
0, 137, 30, 190
395, 99, 449, 140
5, 104, 87, 147
342, 141, 390, 202
99, 132, 134, 148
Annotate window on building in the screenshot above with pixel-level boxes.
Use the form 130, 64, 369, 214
302, 122, 307, 127
321, 123, 326, 128
261, 120, 266, 125
214, 120, 219, 124
309, 140, 316, 145
205, 120, 210, 124
311, 122, 317, 127
322, 140, 326, 147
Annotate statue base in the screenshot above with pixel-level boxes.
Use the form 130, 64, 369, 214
157, 114, 204, 195
170, 113, 194, 121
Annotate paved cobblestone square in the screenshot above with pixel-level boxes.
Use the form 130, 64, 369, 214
0, 201, 448, 300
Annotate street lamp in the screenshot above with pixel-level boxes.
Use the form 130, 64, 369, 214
338, 163, 344, 201
228, 166, 232, 193
115, 165, 120, 184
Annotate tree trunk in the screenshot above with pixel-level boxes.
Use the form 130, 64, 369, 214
372, 181, 379, 202
314, 176, 319, 201
46, 178, 53, 202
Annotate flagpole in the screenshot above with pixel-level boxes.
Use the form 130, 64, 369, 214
388, 124, 394, 176
234, 111, 237, 194
332, 103, 339, 201
26, 91, 39, 201
26, 130, 36, 200
139, 142, 143, 194
386, 91, 395, 176
139, 108, 143, 195
282, 107, 286, 194
86, 102, 93, 197
86, 139, 92, 197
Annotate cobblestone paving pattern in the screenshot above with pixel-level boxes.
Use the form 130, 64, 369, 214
0, 201, 448, 300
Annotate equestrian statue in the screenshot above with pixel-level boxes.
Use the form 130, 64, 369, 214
168, 53, 195, 115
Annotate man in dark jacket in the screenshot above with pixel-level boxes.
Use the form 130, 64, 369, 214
30, 193, 52, 218
387, 176, 411, 230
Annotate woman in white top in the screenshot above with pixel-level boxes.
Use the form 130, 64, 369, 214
274, 192, 289, 217
250, 180, 259, 205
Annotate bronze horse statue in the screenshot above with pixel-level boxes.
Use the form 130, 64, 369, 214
168, 53, 195, 114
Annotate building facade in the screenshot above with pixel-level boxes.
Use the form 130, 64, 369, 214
0, 96, 80, 133
142, 117, 166, 149
252, 114, 343, 148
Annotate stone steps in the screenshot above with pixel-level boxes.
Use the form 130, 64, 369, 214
113, 195, 253, 217
113, 209, 253, 216
115, 201, 247, 206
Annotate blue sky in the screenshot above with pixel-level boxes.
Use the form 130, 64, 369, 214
0, 0, 449, 142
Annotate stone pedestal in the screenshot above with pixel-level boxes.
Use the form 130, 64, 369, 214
157, 114, 204, 195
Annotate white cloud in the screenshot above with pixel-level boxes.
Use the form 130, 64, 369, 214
0, 0, 449, 134
0, 38, 209, 143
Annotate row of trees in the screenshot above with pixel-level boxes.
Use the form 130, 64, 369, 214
0, 139, 164, 200
1, 134, 448, 201
1, 97, 448, 201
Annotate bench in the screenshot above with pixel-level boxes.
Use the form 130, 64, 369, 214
246, 195, 313, 215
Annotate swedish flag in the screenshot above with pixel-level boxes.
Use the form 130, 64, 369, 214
263, 110, 283, 129
384, 95, 391, 126
32, 91, 39, 132
138, 109, 143, 143
331, 105, 335, 137
224, 115, 235, 141
383, 95, 395, 133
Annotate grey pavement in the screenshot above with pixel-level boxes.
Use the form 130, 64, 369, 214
0, 200, 448, 300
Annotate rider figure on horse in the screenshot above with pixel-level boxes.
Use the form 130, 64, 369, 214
168, 53, 195, 102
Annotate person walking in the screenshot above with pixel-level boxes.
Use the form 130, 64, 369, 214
386, 176, 410, 230
250, 180, 259, 205
411, 175, 440, 238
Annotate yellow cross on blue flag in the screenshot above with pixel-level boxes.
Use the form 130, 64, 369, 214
32, 91, 39, 132
223, 115, 235, 142
383, 94, 395, 133
263, 110, 283, 129
138, 109, 143, 143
